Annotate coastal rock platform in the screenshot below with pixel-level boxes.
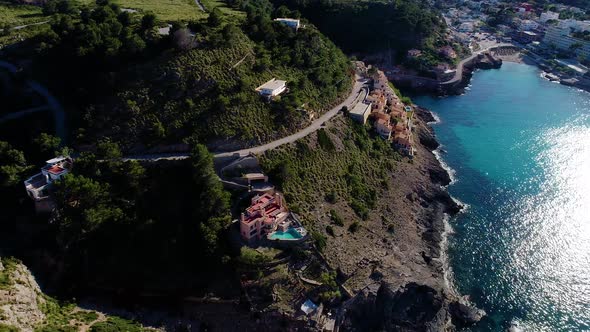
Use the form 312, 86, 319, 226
331, 108, 483, 331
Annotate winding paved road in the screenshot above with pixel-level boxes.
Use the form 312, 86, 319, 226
122, 76, 367, 161
441, 43, 514, 86
0, 61, 67, 141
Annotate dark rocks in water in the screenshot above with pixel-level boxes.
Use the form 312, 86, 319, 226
433, 190, 462, 215
419, 129, 440, 151
449, 300, 486, 328
414, 107, 440, 151
474, 53, 502, 70
429, 167, 451, 186
341, 281, 486, 331
415, 106, 436, 124
376, 282, 447, 332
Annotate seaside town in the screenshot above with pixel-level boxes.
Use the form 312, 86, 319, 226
372, 0, 590, 93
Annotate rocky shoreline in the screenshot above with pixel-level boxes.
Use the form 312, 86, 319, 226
0, 103, 485, 332
333, 106, 484, 331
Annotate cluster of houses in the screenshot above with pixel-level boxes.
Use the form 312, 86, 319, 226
350, 68, 414, 157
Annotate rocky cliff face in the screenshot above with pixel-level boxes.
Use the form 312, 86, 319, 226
0, 258, 45, 332
341, 281, 484, 332
336, 108, 484, 331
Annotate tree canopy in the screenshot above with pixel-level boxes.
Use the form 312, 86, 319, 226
0, 141, 30, 188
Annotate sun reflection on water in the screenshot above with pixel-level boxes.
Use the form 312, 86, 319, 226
500, 115, 590, 330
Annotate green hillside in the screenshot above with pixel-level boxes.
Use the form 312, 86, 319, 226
268, 0, 448, 55
29, 0, 352, 151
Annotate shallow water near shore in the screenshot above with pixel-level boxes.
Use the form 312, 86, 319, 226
415, 62, 590, 331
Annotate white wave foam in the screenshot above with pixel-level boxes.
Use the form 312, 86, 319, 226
427, 111, 441, 125
433, 147, 457, 185
440, 213, 460, 296
451, 195, 470, 213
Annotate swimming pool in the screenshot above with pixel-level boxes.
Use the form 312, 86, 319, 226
268, 228, 303, 240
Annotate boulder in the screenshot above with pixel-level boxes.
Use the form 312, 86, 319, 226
449, 300, 486, 328
375, 282, 448, 332
429, 167, 451, 186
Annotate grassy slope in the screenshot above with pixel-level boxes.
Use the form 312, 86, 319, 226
201, 0, 245, 19
0, 257, 149, 332
260, 117, 402, 223
82, 23, 352, 150
78, 0, 207, 21
0, 1, 47, 26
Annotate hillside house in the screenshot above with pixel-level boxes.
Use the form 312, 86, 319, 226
374, 113, 393, 139
24, 156, 72, 201
274, 18, 301, 30
256, 78, 287, 98
240, 193, 289, 242
366, 89, 386, 113
372, 70, 401, 106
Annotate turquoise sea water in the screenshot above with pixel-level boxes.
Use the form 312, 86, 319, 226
415, 62, 590, 331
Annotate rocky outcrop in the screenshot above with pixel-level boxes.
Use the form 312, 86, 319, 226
449, 300, 486, 328
336, 106, 485, 332
342, 282, 450, 331
474, 53, 502, 70
0, 258, 45, 332
377, 282, 448, 332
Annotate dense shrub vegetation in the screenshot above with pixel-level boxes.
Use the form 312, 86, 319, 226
26, 0, 352, 151
42, 141, 233, 288
261, 118, 402, 223
268, 0, 447, 55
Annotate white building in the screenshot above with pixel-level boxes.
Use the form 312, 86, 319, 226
256, 78, 287, 97
543, 25, 590, 59
24, 156, 73, 201
559, 19, 590, 32
539, 11, 559, 23
274, 18, 300, 30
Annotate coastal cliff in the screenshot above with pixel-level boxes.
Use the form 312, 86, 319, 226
336, 107, 484, 331
333, 107, 484, 331
260, 106, 484, 331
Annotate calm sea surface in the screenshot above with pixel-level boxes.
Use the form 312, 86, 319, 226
415, 62, 590, 331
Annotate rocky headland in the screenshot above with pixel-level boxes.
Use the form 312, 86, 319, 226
332, 107, 485, 331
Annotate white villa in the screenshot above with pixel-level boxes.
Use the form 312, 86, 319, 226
256, 78, 287, 98
273, 18, 300, 30
24, 156, 72, 201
